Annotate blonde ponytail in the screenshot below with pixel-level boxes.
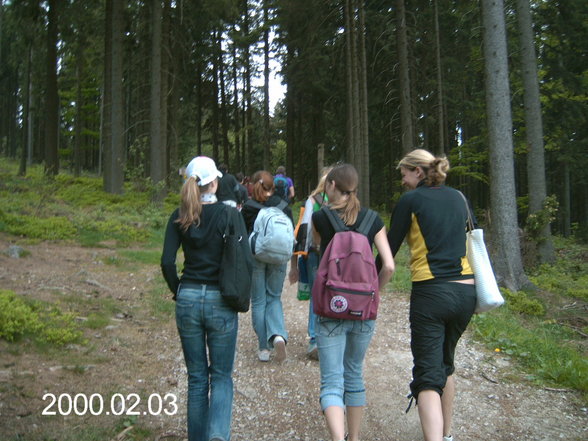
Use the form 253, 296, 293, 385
176, 177, 203, 232
397, 148, 450, 186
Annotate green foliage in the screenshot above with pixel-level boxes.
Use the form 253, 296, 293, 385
0, 290, 85, 346
525, 195, 559, 240
0, 290, 43, 341
0, 212, 77, 240
472, 309, 588, 395
502, 288, 545, 316
0, 159, 169, 246
528, 236, 588, 301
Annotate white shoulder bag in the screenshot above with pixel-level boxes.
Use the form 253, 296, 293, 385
459, 192, 505, 313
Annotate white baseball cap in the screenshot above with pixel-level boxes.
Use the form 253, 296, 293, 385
185, 156, 222, 186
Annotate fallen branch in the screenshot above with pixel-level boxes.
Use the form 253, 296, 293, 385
558, 322, 588, 338
481, 372, 499, 384
544, 387, 570, 393
85, 278, 112, 291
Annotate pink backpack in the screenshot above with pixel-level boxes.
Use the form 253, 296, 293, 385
312, 208, 380, 320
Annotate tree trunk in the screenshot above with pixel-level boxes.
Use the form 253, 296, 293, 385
73, 43, 84, 177
44, 0, 59, 176
515, 0, 554, 263
396, 0, 414, 154
481, 0, 530, 291
231, 25, 242, 169
150, 0, 166, 198
358, 0, 369, 206
244, 6, 253, 174
19, 43, 32, 177
434, 0, 445, 155
104, 0, 125, 194
218, 31, 230, 166
211, 29, 220, 161
263, 0, 271, 169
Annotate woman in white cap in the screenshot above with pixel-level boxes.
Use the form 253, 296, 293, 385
161, 156, 246, 441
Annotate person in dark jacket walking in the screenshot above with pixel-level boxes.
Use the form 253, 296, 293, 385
386, 149, 476, 441
161, 156, 246, 441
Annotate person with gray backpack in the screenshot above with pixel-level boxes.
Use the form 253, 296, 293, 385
241, 170, 295, 363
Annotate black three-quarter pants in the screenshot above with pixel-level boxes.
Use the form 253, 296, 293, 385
409, 280, 477, 399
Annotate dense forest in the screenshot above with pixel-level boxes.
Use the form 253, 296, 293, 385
0, 0, 586, 290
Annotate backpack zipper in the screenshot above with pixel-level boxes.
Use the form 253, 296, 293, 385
330, 286, 375, 297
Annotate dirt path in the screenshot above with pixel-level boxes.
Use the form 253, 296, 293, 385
0, 238, 586, 440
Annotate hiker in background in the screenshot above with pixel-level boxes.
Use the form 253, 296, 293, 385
274, 165, 295, 204
161, 156, 242, 441
217, 163, 240, 207
288, 166, 332, 360
241, 170, 294, 363
385, 149, 476, 441
235, 171, 249, 210
311, 164, 395, 441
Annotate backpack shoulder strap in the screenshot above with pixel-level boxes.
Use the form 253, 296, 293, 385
312, 193, 324, 207
275, 199, 288, 211
245, 199, 264, 211
355, 209, 377, 237
322, 207, 348, 233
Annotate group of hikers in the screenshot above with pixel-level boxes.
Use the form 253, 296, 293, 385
161, 149, 477, 441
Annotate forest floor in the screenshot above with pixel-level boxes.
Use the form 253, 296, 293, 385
0, 235, 586, 441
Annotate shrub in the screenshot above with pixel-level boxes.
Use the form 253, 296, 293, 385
502, 289, 545, 316
0, 290, 43, 341
0, 290, 84, 346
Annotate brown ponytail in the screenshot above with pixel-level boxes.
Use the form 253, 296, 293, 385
326, 164, 361, 225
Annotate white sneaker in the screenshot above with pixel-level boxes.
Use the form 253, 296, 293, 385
443, 436, 453, 441
273, 336, 287, 362
258, 349, 270, 362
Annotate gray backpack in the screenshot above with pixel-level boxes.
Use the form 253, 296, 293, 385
247, 200, 294, 264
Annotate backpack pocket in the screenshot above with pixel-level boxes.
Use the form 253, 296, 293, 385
321, 280, 378, 320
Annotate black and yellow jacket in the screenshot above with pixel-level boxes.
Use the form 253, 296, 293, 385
388, 182, 474, 283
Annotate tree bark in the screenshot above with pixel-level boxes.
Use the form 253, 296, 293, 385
434, 0, 445, 155
44, 0, 59, 176
104, 0, 125, 194
358, 0, 370, 205
481, 0, 530, 291
515, 0, 554, 263
396, 0, 414, 154
150, 0, 166, 197
19, 43, 32, 176
263, 0, 271, 169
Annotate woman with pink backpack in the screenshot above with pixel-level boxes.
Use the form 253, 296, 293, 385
311, 163, 395, 441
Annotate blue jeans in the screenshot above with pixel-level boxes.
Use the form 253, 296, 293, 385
306, 251, 319, 342
175, 284, 238, 441
316, 317, 375, 410
251, 260, 288, 350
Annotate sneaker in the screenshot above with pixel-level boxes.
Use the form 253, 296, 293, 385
258, 349, 270, 362
273, 335, 287, 362
443, 436, 453, 441
307, 342, 319, 360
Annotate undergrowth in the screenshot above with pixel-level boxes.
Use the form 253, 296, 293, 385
0, 289, 85, 346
